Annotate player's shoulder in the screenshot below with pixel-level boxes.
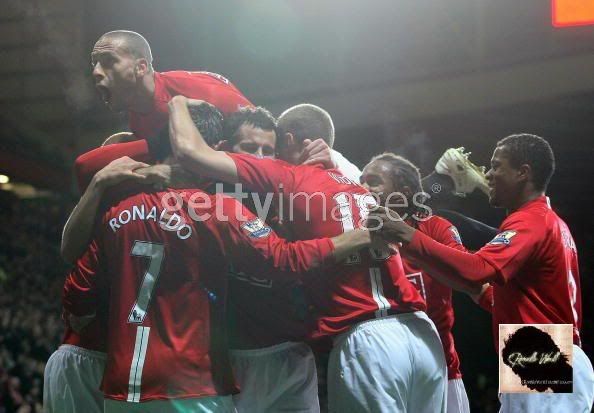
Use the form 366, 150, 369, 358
75, 140, 147, 167
419, 215, 462, 243
231, 152, 295, 170
159, 70, 232, 85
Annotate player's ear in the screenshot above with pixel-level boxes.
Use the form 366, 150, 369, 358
135, 58, 149, 77
517, 164, 531, 183
285, 132, 296, 148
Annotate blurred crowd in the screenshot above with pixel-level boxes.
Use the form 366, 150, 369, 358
0, 192, 71, 413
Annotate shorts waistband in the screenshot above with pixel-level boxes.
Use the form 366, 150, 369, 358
58, 344, 107, 360
230, 341, 306, 357
332, 311, 432, 347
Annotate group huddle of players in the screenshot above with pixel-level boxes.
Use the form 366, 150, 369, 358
41, 30, 594, 413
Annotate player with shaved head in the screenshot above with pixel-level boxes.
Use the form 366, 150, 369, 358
45, 30, 253, 413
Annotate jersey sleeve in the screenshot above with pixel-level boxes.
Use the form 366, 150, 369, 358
211, 196, 335, 275
165, 71, 253, 114
425, 217, 467, 253
74, 140, 151, 193
62, 239, 105, 316
228, 153, 297, 195
475, 212, 542, 283
404, 229, 497, 285
477, 284, 494, 313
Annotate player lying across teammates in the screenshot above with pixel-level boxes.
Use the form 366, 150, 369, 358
42, 29, 594, 413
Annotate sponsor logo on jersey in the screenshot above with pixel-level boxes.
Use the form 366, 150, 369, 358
450, 226, 463, 245
241, 218, 272, 238
489, 230, 517, 246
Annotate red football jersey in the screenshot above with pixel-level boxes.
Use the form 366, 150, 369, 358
403, 215, 465, 380
74, 140, 152, 193
226, 211, 314, 349
73, 70, 252, 188
475, 196, 582, 348
129, 71, 253, 139
228, 153, 426, 338
63, 187, 335, 402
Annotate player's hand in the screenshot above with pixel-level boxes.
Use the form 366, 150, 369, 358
136, 164, 194, 189
300, 138, 336, 169
185, 98, 207, 107
94, 156, 150, 190
169, 95, 188, 107
101, 131, 138, 146
366, 206, 416, 244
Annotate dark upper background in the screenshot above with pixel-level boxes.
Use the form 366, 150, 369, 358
0, 1, 593, 409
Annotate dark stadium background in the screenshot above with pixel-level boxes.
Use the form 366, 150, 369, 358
0, 1, 593, 412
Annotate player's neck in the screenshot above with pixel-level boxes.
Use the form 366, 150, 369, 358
129, 73, 156, 113
507, 188, 544, 213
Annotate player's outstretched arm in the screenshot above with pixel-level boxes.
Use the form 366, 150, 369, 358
168, 95, 239, 184
214, 197, 372, 276
61, 157, 151, 264
369, 207, 498, 285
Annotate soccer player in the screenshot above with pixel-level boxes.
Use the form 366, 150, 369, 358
219, 107, 323, 412
277, 103, 362, 182
167, 95, 447, 412
371, 134, 594, 412
360, 153, 473, 413
62, 103, 371, 412
62, 29, 253, 264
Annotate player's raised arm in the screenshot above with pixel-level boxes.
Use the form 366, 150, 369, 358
210, 196, 372, 276
61, 156, 156, 264
168, 95, 239, 184
370, 207, 497, 286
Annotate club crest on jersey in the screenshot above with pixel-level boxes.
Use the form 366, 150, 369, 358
241, 218, 272, 238
489, 230, 517, 246
450, 226, 463, 245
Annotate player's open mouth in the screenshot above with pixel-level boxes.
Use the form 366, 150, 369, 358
96, 85, 112, 104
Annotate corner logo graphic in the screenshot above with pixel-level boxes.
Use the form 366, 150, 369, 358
489, 230, 517, 246
241, 218, 272, 238
499, 324, 573, 393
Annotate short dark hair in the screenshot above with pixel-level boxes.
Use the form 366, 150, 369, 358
223, 106, 277, 146
368, 152, 426, 210
497, 133, 555, 192
277, 104, 335, 147
153, 102, 223, 160
100, 30, 153, 69
369, 152, 423, 194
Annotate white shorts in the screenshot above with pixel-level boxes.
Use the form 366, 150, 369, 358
43, 344, 106, 413
230, 341, 319, 413
447, 378, 470, 413
499, 344, 594, 413
104, 395, 236, 413
327, 311, 447, 413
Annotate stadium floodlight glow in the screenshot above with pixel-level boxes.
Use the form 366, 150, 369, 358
552, 0, 594, 27
0, 175, 9, 184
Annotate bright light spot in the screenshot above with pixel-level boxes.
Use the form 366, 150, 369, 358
0, 175, 9, 184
